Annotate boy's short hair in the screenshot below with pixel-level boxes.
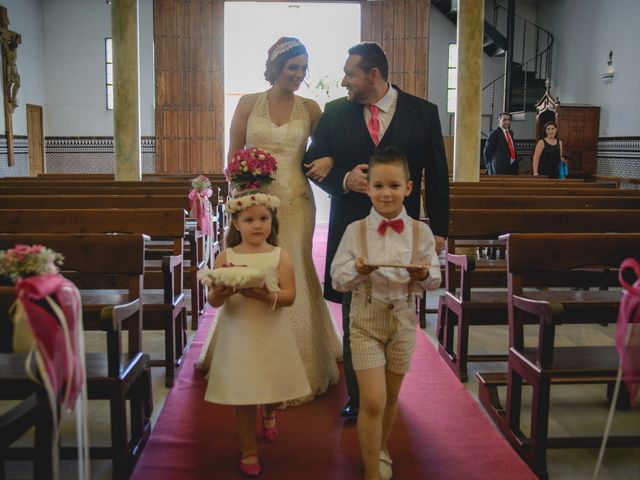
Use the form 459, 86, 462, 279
368, 146, 410, 181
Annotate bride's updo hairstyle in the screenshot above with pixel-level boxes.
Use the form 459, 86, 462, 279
225, 189, 280, 249
264, 37, 308, 85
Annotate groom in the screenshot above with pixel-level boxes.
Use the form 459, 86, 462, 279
303, 42, 449, 418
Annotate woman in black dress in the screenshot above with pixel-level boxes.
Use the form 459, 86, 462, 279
532, 121, 566, 178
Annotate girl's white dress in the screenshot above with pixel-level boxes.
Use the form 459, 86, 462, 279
204, 247, 311, 405
199, 91, 342, 406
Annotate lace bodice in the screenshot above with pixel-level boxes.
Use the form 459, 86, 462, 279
246, 92, 312, 209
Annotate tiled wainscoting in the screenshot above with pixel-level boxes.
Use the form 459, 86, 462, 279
45, 137, 156, 173
597, 137, 640, 188
0, 136, 29, 177
1, 136, 639, 182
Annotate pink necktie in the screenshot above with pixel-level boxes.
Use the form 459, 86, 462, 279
368, 104, 380, 145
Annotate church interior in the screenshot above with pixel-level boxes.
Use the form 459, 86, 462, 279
0, 0, 639, 479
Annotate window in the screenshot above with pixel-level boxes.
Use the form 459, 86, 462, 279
105, 38, 113, 110
447, 43, 457, 114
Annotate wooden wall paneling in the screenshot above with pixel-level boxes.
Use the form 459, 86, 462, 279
360, 0, 429, 99
418, 0, 429, 98
154, 0, 224, 173
382, 2, 394, 64
404, 0, 417, 96
212, 0, 225, 171
393, 0, 405, 90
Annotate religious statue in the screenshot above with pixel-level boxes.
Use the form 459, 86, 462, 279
1, 30, 20, 113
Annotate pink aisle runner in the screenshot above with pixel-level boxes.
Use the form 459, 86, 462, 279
131, 224, 535, 479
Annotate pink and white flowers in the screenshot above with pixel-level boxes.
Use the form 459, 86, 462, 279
225, 147, 277, 190
0, 244, 64, 282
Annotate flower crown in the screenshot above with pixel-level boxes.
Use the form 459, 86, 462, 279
226, 192, 280, 214
269, 39, 304, 62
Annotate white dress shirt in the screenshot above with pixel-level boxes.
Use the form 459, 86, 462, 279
342, 84, 399, 192
331, 207, 441, 303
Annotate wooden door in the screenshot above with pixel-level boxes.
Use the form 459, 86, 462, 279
361, 0, 430, 98
556, 105, 600, 178
26, 104, 45, 176
154, 0, 224, 174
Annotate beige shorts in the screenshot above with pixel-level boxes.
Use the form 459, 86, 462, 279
349, 293, 417, 374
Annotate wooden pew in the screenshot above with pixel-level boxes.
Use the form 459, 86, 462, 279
440, 209, 640, 382
0, 392, 52, 479
0, 209, 186, 387
477, 233, 640, 479
449, 187, 640, 196
0, 194, 221, 323
452, 181, 616, 188
0, 234, 152, 479
593, 174, 640, 188
451, 195, 640, 209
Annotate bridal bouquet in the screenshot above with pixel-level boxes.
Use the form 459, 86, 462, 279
0, 244, 65, 282
225, 147, 277, 191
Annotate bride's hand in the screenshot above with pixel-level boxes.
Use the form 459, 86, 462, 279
304, 156, 334, 182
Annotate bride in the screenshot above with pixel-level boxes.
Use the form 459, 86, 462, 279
198, 37, 341, 405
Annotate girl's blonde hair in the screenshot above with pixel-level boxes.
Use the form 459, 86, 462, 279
224, 190, 279, 248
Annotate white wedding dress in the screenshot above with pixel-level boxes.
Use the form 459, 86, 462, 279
198, 92, 342, 406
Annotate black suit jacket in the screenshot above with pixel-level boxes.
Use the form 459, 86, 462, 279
483, 127, 518, 175
303, 87, 449, 303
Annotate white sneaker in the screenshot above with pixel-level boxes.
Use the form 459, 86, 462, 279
379, 450, 393, 480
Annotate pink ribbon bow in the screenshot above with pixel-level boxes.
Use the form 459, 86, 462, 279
188, 188, 213, 236
16, 274, 84, 410
616, 258, 640, 405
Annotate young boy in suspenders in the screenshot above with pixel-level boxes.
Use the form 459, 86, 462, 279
331, 147, 441, 480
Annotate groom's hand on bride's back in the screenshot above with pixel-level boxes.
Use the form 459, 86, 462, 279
304, 156, 334, 182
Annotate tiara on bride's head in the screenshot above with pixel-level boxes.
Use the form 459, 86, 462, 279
226, 191, 281, 214
269, 39, 304, 62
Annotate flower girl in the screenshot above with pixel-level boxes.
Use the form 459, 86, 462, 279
199, 188, 311, 477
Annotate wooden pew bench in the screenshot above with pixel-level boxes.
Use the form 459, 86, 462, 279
451, 195, 640, 210
449, 187, 640, 197
0, 209, 187, 387
476, 233, 640, 479
0, 233, 152, 479
439, 209, 640, 382
0, 193, 221, 322
0, 192, 222, 327
452, 181, 617, 189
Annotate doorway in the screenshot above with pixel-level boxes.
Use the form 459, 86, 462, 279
26, 104, 45, 176
224, 1, 361, 222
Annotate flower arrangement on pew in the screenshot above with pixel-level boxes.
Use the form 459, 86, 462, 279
0, 244, 64, 282
188, 175, 214, 236
197, 148, 280, 290
0, 244, 89, 480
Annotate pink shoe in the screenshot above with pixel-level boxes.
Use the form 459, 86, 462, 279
239, 453, 261, 477
261, 408, 279, 443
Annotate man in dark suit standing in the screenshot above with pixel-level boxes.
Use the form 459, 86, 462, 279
303, 42, 449, 418
484, 112, 518, 175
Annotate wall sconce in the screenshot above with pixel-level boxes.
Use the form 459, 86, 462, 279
602, 50, 614, 83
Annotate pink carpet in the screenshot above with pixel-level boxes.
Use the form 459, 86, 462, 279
131, 224, 535, 479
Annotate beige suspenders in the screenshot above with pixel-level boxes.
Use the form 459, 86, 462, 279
358, 218, 420, 304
